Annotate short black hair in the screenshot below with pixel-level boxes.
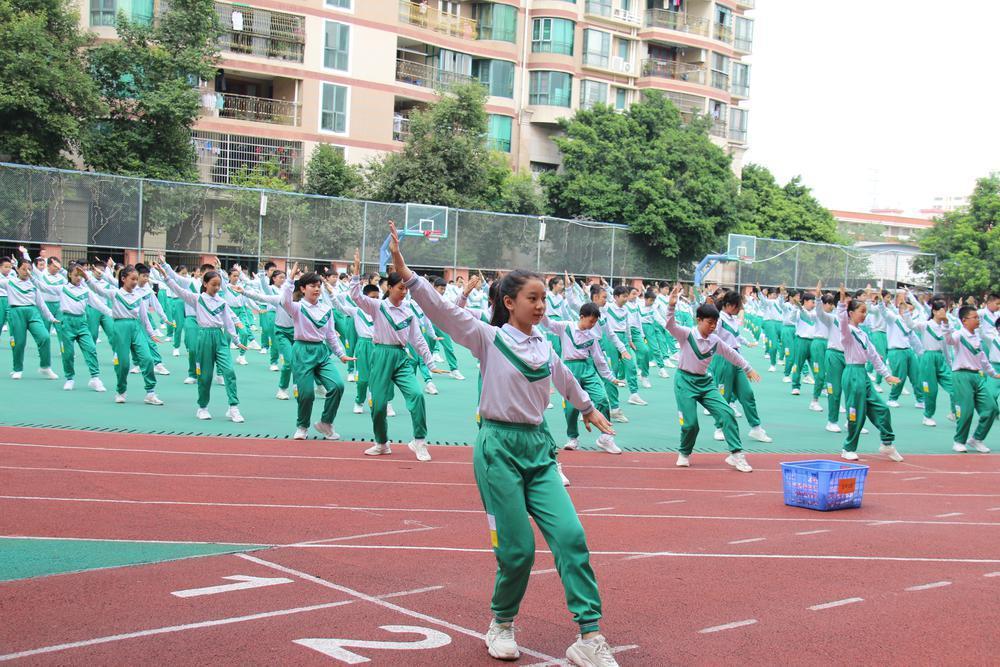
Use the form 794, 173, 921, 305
433, 277, 447, 288
801, 291, 816, 303
264, 261, 276, 271
696, 303, 720, 321
135, 262, 150, 275
589, 284, 605, 299
821, 293, 836, 305
958, 305, 977, 321
612, 285, 629, 298
718, 290, 743, 310
644, 289, 656, 300
362, 284, 379, 297
579, 302, 600, 319
548, 276, 563, 290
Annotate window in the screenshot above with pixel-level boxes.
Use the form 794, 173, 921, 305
585, 0, 611, 16
324, 21, 350, 71
729, 108, 748, 143
91, 0, 153, 26
320, 83, 348, 133
472, 59, 515, 98
487, 114, 513, 152
579, 80, 608, 109
735, 17, 753, 51
326, 0, 351, 8
711, 52, 729, 90
474, 3, 517, 42
529, 71, 572, 107
583, 29, 610, 68
91, 0, 116, 26
532, 18, 574, 55
614, 87, 627, 111
731, 63, 750, 97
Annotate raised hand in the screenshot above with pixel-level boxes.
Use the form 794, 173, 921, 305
353, 248, 360, 276
464, 274, 481, 297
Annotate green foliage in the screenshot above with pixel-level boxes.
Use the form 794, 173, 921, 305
0, 0, 103, 167
541, 92, 739, 264
304, 144, 362, 198
81, 0, 219, 181
216, 160, 306, 256
914, 173, 1000, 294
735, 164, 842, 244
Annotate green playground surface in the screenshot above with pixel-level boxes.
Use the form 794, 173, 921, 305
0, 329, 990, 455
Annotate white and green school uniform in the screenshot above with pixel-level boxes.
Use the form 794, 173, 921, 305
256, 273, 279, 365
664, 306, 753, 455
761, 296, 783, 366
29, 261, 67, 331
280, 283, 347, 430
790, 305, 817, 390
880, 304, 920, 403
711, 310, 762, 430
350, 276, 436, 446
836, 304, 894, 453
946, 327, 1000, 446
543, 315, 615, 439
984, 319, 1000, 404
815, 306, 847, 426
6, 275, 55, 373
779, 297, 797, 376
654, 292, 680, 356
332, 292, 376, 408
640, 301, 667, 369
807, 306, 832, 401
134, 283, 167, 367
85, 269, 116, 350
404, 274, 605, 636
87, 279, 157, 397
32, 279, 109, 381
544, 291, 571, 357
865, 304, 889, 386
407, 299, 437, 384
0, 268, 11, 340
602, 302, 638, 395
242, 287, 294, 392
908, 315, 956, 420
222, 283, 253, 357
626, 299, 651, 378
165, 266, 242, 410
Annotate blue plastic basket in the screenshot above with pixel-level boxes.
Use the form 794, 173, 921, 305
780, 460, 869, 511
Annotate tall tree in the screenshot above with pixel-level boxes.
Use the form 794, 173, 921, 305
734, 164, 842, 243
542, 92, 740, 263
914, 173, 1000, 294
82, 0, 219, 180
0, 0, 102, 166
304, 144, 362, 198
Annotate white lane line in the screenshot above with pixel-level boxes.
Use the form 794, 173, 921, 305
529, 568, 558, 576
698, 619, 757, 634
656, 500, 687, 505
867, 521, 900, 526
290, 526, 437, 546
808, 597, 863, 611
795, 530, 831, 536
521, 645, 640, 667
902, 476, 927, 481
984, 572, 1000, 577
728, 538, 766, 545
989, 507, 1000, 512
725, 493, 756, 498
934, 513, 964, 518
580, 507, 615, 513
905, 581, 952, 591
238, 554, 561, 663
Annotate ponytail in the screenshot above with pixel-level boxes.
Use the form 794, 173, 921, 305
489, 269, 543, 328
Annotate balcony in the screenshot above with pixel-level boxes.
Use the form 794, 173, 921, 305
730, 81, 749, 98
729, 127, 747, 143
736, 0, 755, 9
395, 59, 477, 90
734, 35, 753, 53
640, 59, 706, 85
585, 0, 641, 26
710, 118, 727, 138
215, 3, 305, 63
398, 0, 477, 40
206, 92, 301, 126
714, 22, 733, 44
710, 70, 729, 91
392, 114, 411, 142
643, 9, 710, 37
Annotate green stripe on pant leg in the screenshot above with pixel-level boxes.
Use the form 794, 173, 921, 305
353, 337, 372, 406
474, 420, 602, 632
824, 349, 845, 424
112, 319, 155, 395
197, 328, 239, 409
9, 305, 51, 372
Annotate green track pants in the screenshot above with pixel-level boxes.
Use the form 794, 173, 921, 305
824, 349, 845, 424
614, 331, 638, 393
353, 337, 372, 406
474, 419, 602, 634
274, 325, 294, 390
182, 316, 199, 379
791, 335, 815, 390
59, 313, 100, 380
87, 306, 114, 350
841, 364, 894, 452
599, 337, 620, 410
919, 350, 955, 419
438, 330, 460, 371
871, 331, 888, 385
888, 348, 920, 401
563, 359, 612, 439
112, 319, 155, 395
631, 327, 651, 378
762, 321, 780, 365
952, 370, 997, 444
291, 340, 344, 429
8, 305, 51, 372
259, 311, 277, 364
675, 369, 742, 455
643, 322, 664, 368
171, 299, 186, 350
196, 328, 239, 408
369, 343, 427, 444
781, 325, 796, 376
710, 357, 761, 428
0, 296, 7, 339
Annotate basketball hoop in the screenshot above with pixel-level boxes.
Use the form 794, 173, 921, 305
738, 255, 753, 265
423, 229, 442, 243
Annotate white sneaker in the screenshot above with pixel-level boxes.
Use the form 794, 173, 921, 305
967, 439, 991, 453
946, 412, 957, 422
184, 376, 197, 385
114, 393, 126, 403
215, 375, 224, 386
196, 408, 212, 420
748, 426, 772, 443
952, 442, 967, 453
566, 634, 619, 667
902, 387, 910, 396
450, 370, 466, 381
547, 402, 554, 410
676, 453, 690, 467
879, 443, 904, 462
840, 406, 847, 414
791, 388, 801, 396
144, 393, 164, 406
713, 428, 725, 441
433, 352, 444, 364
313, 421, 338, 439
731, 403, 743, 418
259, 347, 267, 355
640, 376, 652, 389
658, 367, 669, 378
485, 620, 519, 660
230, 343, 238, 350
649, 360, 657, 368
808, 400, 823, 412
914, 401, 925, 410
922, 417, 937, 427
88, 378, 106, 392
172, 348, 180, 357
276, 388, 289, 400
353, 403, 364, 414
803, 375, 815, 385
424, 381, 438, 395
408, 438, 431, 461
873, 384, 883, 393
725, 451, 753, 472
564, 437, 579, 451
315, 385, 327, 398
627, 393, 647, 406
703, 407, 710, 415
293, 427, 308, 440
269, 364, 279, 372
868, 373, 877, 382
783, 376, 791, 384
63, 379, 74, 391
346, 372, 356, 383
596, 433, 622, 454
39, 367, 57, 379
610, 408, 628, 423
226, 407, 245, 423
365, 442, 391, 456
10, 371, 22, 380
768, 365, 776, 373
387, 403, 397, 417
841, 449, 859, 461
887, 400, 900, 408
236, 356, 248, 366
861, 427, 869, 434
153, 363, 170, 375
248, 340, 261, 350
129, 366, 140, 374
665, 358, 677, 368
557, 463, 570, 486
825, 422, 842, 433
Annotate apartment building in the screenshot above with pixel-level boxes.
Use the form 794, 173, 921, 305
76, 0, 754, 184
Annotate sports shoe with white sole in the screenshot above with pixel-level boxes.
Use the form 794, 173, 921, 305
144, 393, 164, 406
196, 408, 211, 420
914, 401, 925, 410
861, 427, 869, 434
172, 348, 180, 357
88, 378, 106, 392
803, 375, 815, 385
627, 393, 647, 406
665, 359, 677, 368
39, 367, 57, 379
114, 393, 126, 403
676, 453, 690, 467
184, 376, 197, 385
640, 376, 652, 389
886, 400, 900, 408
596, 434, 621, 454
808, 400, 823, 412
365, 442, 391, 456
129, 366, 140, 374
215, 375, 224, 386
840, 406, 847, 414
879, 443, 904, 462
873, 384, 883, 393
276, 388, 289, 400
248, 340, 261, 350
10, 371, 22, 380
424, 381, 439, 395
564, 438, 579, 451
408, 439, 431, 461
485, 620, 519, 660
346, 372, 355, 383
293, 428, 308, 440
825, 422, 842, 433
610, 408, 628, 423
768, 365, 776, 373
450, 370, 466, 381
386, 403, 397, 417
557, 463, 570, 486
315, 385, 327, 398
313, 421, 338, 439
713, 428, 725, 441
725, 451, 753, 472
259, 347, 267, 355
952, 442, 967, 453
566, 634, 619, 667
547, 402, 554, 410
269, 364, 279, 372
922, 417, 937, 427
902, 387, 910, 396
791, 388, 801, 396
236, 356, 248, 366
946, 412, 957, 422
433, 352, 444, 364
153, 363, 170, 375
63, 380, 74, 390
748, 426, 772, 443
226, 407, 245, 424
658, 367, 669, 378
841, 449, 859, 461
731, 403, 743, 418
967, 439, 991, 453
353, 403, 364, 414
782, 376, 791, 384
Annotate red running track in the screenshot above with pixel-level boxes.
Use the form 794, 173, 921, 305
0, 426, 998, 665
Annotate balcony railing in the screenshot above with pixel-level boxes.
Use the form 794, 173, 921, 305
582, 53, 610, 69
710, 119, 727, 138
398, 0, 477, 40
392, 115, 411, 142
643, 9, 710, 37
711, 70, 729, 91
734, 36, 753, 53
731, 82, 749, 98
714, 22, 733, 44
208, 92, 301, 126
640, 59, 706, 85
487, 136, 511, 152
736, 0, 755, 9
729, 127, 748, 143
584, 0, 612, 16
395, 59, 476, 90
215, 3, 305, 63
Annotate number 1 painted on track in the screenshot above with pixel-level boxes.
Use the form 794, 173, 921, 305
295, 626, 452, 664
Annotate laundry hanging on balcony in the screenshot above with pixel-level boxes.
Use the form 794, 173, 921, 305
231, 10, 244, 31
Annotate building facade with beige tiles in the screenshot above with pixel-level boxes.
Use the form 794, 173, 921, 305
76, 0, 754, 185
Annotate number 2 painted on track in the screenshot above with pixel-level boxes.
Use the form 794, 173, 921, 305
294, 625, 452, 664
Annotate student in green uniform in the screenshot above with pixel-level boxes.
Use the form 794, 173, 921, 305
6, 258, 58, 380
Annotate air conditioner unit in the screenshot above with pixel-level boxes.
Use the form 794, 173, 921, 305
611, 56, 630, 73
612, 7, 640, 24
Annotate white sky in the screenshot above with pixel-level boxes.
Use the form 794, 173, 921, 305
743, 0, 1000, 213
